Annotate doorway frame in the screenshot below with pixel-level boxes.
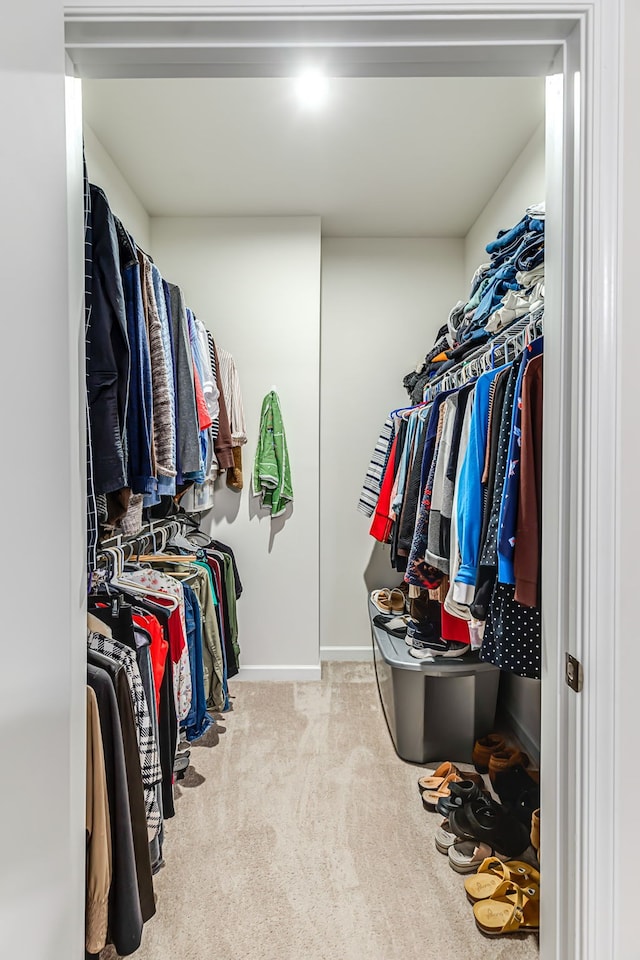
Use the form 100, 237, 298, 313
63, 4, 621, 959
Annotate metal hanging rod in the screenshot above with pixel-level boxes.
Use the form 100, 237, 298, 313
422, 308, 544, 402
97, 515, 196, 556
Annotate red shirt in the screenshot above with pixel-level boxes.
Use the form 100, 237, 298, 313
132, 611, 169, 715
370, 435, 399, 542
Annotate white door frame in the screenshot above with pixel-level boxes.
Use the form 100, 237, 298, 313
64, 4, 622, 959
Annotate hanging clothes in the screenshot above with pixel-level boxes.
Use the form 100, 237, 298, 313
216, 343, 247, 491
86, 662, 145, 957
86, 184, 252, 535
88, 629, 163, 840
514, 353, 543, 606
85, 686, 112, 956
88, 511, 244, 952
361, 206, 545, 676
87, 184, 130, 500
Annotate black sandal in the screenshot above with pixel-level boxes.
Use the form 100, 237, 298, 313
436, 778, 487, 817
449, 798, 530, 859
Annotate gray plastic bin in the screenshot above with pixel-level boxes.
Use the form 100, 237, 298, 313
370, 601, 500, 764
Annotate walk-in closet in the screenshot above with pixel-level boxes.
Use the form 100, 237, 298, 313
80, 73, 547, 958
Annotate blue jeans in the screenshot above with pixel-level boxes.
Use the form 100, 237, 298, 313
182, 584, 214, 742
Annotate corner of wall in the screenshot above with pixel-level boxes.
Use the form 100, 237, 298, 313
463, 122, 545, 281
83, 121, 152, 251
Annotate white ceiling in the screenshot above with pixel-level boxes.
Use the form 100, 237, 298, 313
83, 77, 544, 237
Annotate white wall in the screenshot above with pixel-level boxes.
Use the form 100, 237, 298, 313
151, 216, 321, 677
320, 238, 465, 657
84, 121, 152, 251
464, 123, 545, 283
0, 15, 86, 960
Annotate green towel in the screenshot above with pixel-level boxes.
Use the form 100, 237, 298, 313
252, 390, 293, 518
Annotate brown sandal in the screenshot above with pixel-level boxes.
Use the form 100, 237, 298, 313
422, 771, 462, 807
472, 734, 506, 773
488, 747, 530, 783
417, 761, 459, 792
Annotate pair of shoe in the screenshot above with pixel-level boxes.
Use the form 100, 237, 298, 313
405, 619, 470, 660
465, 857, 540, 936
493, 764, 540, 832
370, 587, 406, 615
417, 762, 484, 807
473, 734, 540, 832
440, 789, 533, 860
473, 734, 529, 779
435, 813, 527, 875
432, 780, 509, 875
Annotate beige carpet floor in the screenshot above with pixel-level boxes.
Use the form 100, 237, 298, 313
106, 661, 539, 960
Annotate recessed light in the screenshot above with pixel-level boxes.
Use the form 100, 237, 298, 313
295, 69, 329, 109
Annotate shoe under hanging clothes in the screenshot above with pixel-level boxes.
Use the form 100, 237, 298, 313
252, 390, 293, 517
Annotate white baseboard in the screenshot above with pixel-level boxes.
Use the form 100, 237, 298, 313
502, 707, 541, 765
235, 664, 322, 681
320, 645, 373, 662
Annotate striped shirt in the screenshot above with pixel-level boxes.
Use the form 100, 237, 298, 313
357, 418, 394, 517
88, 631, 162, 839
216, 346, 247, 446
206, 331, 220, 442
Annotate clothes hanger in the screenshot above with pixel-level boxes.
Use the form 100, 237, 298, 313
101, 546, 121, 581
110, 551, 181, 610
168, 530, 205, 551
137, 553, 199, 563
390, 400, 426, 418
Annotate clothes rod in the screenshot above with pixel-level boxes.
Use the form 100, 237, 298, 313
423, 308, 544, 401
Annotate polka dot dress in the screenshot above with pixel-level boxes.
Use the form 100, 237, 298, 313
476, 359, 541, 679
480, 581, 541, 679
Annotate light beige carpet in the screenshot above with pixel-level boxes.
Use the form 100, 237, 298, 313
107, 662, 538, 959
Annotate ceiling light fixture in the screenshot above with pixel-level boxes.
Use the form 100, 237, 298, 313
294, 69, 329, 109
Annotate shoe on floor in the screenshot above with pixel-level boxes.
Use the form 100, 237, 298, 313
448, 840, 500, 874
530, 808, 540, 860
472, 733, 506, 774
488, 747, 530, 784
435, 818, 459, 854
436, 777, 487, 817
491, 763, 538, 805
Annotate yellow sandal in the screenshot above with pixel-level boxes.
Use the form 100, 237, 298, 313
473, 879, 540, 936
464, 857, 540, 902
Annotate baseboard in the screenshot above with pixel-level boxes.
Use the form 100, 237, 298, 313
501, 707, 541, 765
320, 645, 373, 662
235, 664, 322, 681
